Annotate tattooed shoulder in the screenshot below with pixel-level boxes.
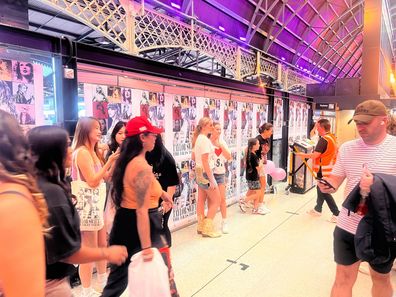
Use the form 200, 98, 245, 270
131, 166, 153, 207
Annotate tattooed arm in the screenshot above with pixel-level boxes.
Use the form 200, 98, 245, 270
130, 164, 154, 261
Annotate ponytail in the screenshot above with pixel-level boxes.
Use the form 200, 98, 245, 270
192, 125, 202, 148
192, 117, 212, 148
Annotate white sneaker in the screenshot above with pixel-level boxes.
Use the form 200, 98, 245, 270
221, 221, 229, 234
239, 198, 247, 213
257, 205, 271, 215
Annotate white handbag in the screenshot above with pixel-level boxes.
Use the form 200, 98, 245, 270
71, 149, 106, 231
128, 248, 171, 297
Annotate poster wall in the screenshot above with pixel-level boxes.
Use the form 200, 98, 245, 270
288, 100, 310, 144
0, 59, 44, 130
172, 95, 196, 158
273, 97, 283, 139
79, 80, 270, 230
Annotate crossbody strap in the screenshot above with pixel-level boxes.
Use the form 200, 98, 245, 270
0, 190, 31, 200
72, 148, 85, 181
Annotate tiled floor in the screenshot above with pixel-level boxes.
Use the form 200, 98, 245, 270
73, 182, 396, 297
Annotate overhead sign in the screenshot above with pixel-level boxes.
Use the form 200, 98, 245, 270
315, 103, 336, 110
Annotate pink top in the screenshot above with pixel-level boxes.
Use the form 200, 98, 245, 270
71, 149, 102, 182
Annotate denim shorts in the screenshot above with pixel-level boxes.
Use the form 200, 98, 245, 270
214, 173, 225, 184
197, 173, 225, 189
247, 180, 261, 190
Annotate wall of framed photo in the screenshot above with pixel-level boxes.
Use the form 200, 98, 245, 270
77, 63, 270, 230
0, 45, 59, 132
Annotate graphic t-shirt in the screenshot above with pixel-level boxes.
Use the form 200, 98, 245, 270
211, 139, 230, 175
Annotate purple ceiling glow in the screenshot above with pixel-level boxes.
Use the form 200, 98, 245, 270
152, 0, 365, 82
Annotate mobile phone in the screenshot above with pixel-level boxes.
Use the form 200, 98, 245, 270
316, 178, 336, 190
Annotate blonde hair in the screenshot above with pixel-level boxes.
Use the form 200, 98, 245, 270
192, 117, 212, 148
72, 117, 105, 164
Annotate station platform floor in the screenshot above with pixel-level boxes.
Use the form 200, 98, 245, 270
73, 182, 396, 297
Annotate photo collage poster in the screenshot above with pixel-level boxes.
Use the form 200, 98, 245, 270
222, 100, 239, 200
0, 59, 44, 130
239, 102, 254, 195
255, 103, 269, 135
288, 100, 297, 144
171, 95, 198, 227
225, 151, 238, 201
288, 100, 310, 144
273, 97, 284, 139
223, 100, 238, 148
240, 102, 254, 145
172, 159, 197, 228
203, 98, 221, 122
139, 91, 165, 129
83, 84, 140, 143
172, 95, 196, 157
287, 100, 310, 175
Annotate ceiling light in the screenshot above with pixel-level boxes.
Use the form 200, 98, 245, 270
171, 2, 181, 9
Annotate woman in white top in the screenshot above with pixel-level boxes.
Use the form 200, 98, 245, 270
192, 117, 222, 238
210, 122, 231, 233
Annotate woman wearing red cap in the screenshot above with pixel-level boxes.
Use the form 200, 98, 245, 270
102, 116, 174, 297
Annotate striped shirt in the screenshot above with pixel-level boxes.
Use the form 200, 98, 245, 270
332, 134, 396, 234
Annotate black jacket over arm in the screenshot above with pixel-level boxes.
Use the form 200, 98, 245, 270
342, 173, 396, 265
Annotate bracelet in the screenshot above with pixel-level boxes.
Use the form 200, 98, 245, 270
142, 246, 152, 250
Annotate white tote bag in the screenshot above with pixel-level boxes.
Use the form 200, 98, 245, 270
71, 150, 106, 231
128, 248, 171, 297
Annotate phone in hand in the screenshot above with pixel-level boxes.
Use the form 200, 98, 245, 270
316, 177, 336, 190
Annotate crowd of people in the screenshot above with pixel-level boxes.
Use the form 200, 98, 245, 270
0, 99, 396, 297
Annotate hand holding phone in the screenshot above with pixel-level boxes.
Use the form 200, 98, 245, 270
317, 178, 336, 190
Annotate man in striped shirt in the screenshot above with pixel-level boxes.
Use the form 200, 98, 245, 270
318, 100, 396, 297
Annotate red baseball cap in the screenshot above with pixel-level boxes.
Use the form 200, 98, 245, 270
125, 116, 164, 137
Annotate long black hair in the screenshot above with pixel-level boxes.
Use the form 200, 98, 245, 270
28, 126, 70, 194
111, 134, 146, 208
0, 110, 47, 227
106, 121, 125, 160
145, 135, 166, 170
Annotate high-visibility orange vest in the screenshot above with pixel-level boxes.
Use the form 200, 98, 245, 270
313, 133, 338, 177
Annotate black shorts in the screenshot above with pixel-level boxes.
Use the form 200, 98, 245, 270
333, 226, 396, 274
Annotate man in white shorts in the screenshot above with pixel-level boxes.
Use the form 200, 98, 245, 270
318, 100, 396, 297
